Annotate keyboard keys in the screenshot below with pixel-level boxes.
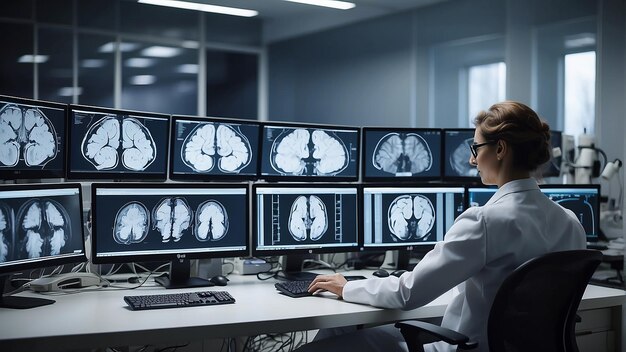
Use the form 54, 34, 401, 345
275, 280, 312, 298
124, 290, 235, 310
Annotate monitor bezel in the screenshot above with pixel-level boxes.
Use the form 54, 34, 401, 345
258, 120, 361, 182
539, 130, 563, 178
361, 127, 444, 182
538, 183, 601, 242
0, 95, 68, 180
0, 182, 86, 276
66, 104, 171, 181
359, 182, 467, 252
169, 114, 261, 182
441, 128, 482, 183
251, 182, 361, 257
90, 182, 250, 264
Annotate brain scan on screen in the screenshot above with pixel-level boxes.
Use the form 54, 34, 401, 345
373, 133, 432, 175
17, 199, 71, 259
194, 200, 229, 241
113, 202, 150, 245
0, 103, 59, 168
152, 198, 192, 243
388, 195, 435, 241
0, 202, 12, 262
450, 138, 478, 177
182, 123, 252, 173
288, 195, 329, 241
81, 116, 156, 171
270, 128, 349, 176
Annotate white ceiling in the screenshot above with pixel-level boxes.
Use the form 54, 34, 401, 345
192, 0, 449, 43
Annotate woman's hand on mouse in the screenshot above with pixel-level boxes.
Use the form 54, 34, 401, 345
308, 273, 347, 297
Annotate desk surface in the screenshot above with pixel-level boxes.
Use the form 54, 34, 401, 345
1, 271, 624, 352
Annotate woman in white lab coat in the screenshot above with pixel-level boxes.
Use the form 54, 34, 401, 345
299, 101, 587, 352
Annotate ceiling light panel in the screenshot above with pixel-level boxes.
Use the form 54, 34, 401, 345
141, 46, 181, 58
125, 58, 156, 68
138, 0, 258, 17
18, 55, 49, 64
283, 0, 355, 10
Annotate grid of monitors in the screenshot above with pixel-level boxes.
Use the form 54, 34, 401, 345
253, 184, 360, 255
442, 128, 480, 182
0, 183, 85, 275
361, 185, 466, 250
67, 105, 170, 180
0, 95, 67, 179
362, 128, 442, 181
259, 122, 360, 181
170, 115, 260, 181
91, 183, 249, 264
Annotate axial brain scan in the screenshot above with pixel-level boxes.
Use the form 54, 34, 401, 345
17, 199, 70, 258
388, 195, 435, 241
81, 116, 156, 171
113, 202, 149, 245
182, 123, 252, 173
0, 103, 59, 168
450, 138, 478, 177
194, 200, 228, 241
288, 195, 328, 241
152, 198, 192, 243
373, 133, 432, 175
0, 203, 11, 262
271, 129, 349, 176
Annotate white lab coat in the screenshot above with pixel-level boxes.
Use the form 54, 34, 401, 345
342, 178, 587, 352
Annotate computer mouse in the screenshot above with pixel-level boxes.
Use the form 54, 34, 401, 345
372, 269, 390, 278
209, 275, 229, 286
391, 269, 407, 277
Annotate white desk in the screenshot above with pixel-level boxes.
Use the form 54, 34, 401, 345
0, 272, 624, 352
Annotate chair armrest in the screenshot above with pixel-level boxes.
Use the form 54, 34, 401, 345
395, 320, 478, 351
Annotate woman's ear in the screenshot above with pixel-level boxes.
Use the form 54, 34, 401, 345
496, 140, 507, 160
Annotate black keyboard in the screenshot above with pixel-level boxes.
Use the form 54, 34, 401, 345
275, 275, 367, 298
124, 290, 235, 310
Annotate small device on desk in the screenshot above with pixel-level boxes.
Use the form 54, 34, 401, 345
124, 290, 235, 310
29, 272, 101, 292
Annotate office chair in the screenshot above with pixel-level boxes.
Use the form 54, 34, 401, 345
395, 249, 603, 352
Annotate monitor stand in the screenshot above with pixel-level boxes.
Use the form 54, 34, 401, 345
0, 276, 55, 309
281, 253, 319, 281
154, 259, 214, 289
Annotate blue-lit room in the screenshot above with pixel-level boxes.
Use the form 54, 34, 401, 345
0, 0, 625, 351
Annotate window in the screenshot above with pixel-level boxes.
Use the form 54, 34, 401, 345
563, 51, 595, 137
467, 62, 506, 126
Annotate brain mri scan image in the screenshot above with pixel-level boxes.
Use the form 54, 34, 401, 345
194, 200, 229, 241
113, 202, 150, 245
0, 202, 12, 263
152, 198, 192, 243
288, 195, 329, 241
16, 199, 71, 259
388, 195, 435, 241
373, 133, 432, 175
270, 128, 349, 176
0, 103, 59, 168
450, 138, 478, 177
81, 116, 156, 171
182, 123, 252, 173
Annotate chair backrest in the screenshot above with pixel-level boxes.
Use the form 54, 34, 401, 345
488, 249, 603, 352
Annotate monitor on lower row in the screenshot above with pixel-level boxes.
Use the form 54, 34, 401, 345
91, 183, 248, 288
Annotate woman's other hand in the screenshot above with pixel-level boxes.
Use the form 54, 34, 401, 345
308, 273, 348, 297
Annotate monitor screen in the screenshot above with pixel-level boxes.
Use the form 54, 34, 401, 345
67, 105, 170, 180
467, 186, 498, 207
253, 184, 360, 255
442, 129, 480, 182
0, 95, 67, 179
91, 183, 249, 264
362, 185, 465, 250
538, 130, 563, 178
0, 183, 85, 275
540, 184, 600, 242
170, 115, 260, 181
259, 122, 360, 181
362, 127, 442, 181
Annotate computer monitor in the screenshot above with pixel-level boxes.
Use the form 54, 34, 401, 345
442, 128, 480, 182
0, 183, 85, 308
170, 115, 260, 181
259, 121, 360, 182
67, 105, 170, 180
537, 130, 563, 178
540, 184, 600, 242
361, 184, 466, 253
362, 127, 442, 182
91, 183, 248, 289
467, 186, 498, 207
252, 183, 359, 279
0, 95, 67, 180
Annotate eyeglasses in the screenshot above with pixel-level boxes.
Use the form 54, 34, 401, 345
469, 140, 498, 158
